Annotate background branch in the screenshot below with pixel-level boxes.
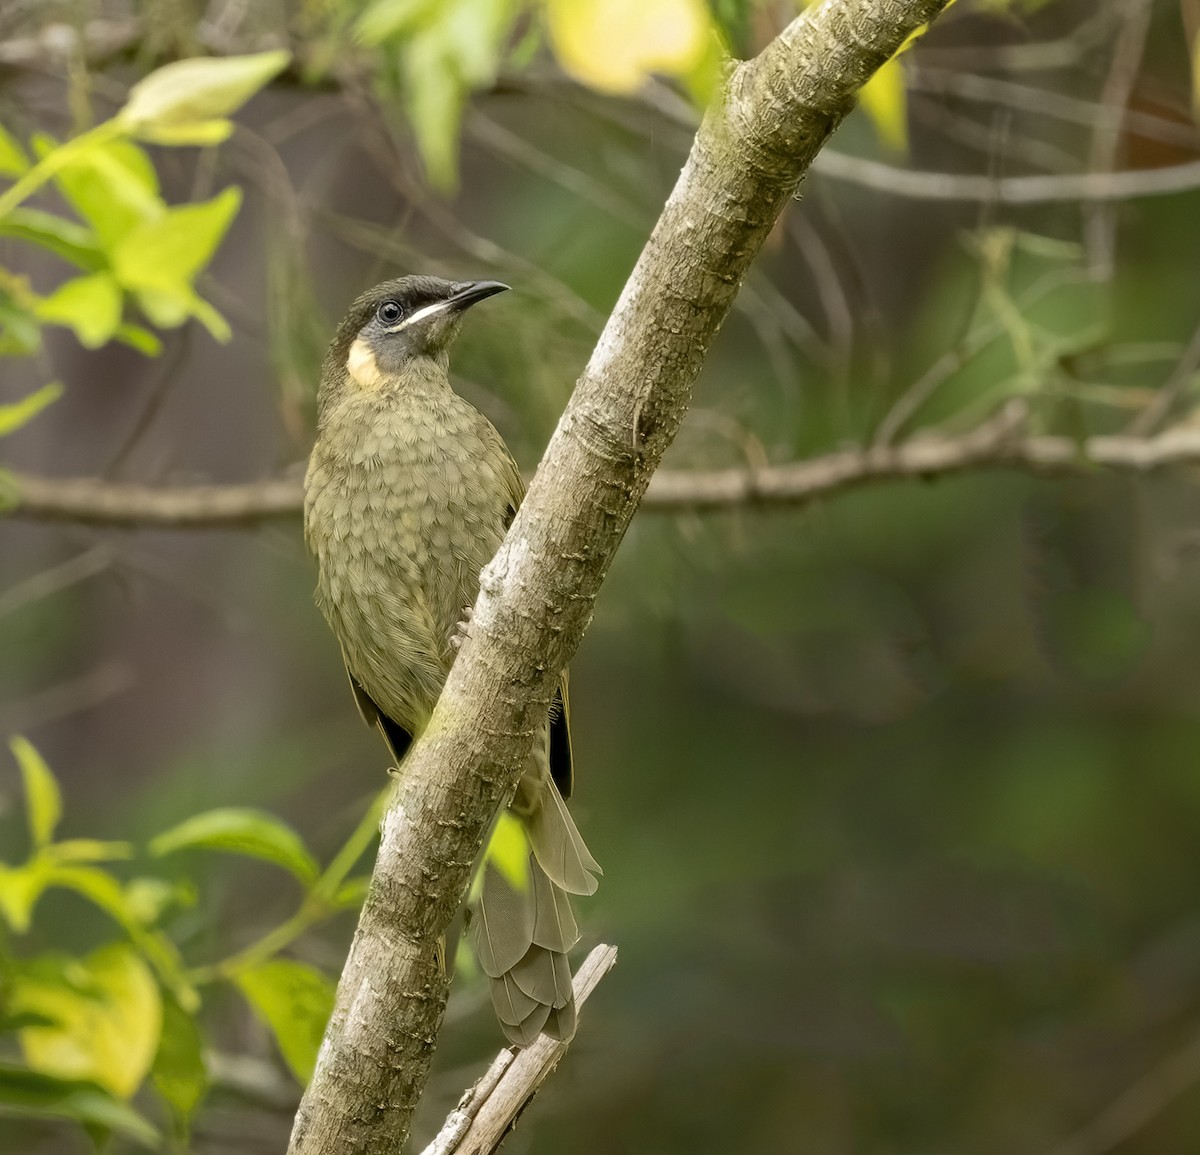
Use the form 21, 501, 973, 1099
10, 403, 1200, 527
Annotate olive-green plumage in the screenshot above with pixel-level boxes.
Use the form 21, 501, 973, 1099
304, 276, 599, 1045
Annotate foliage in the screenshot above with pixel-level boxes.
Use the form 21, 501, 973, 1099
0, 738, 379, 1147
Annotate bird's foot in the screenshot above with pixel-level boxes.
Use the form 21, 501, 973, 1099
449, 605, 474, 651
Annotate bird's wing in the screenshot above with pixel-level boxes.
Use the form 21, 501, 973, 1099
342, 652, 413, 766
494, 445, 574, 800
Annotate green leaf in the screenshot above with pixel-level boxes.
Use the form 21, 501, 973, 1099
0, 292, 41, 357
331, 875, 370, 908
45, 839, 133, 864
135, 118, 236, 147
356, 0, 443, 44
485, 810, 529, 892
0, 383, 62, 437
0, 207, 104, 270
36, 273, 124, 348
113, 187, 241, 289
0, 123, 30, 177
0, 862, 50, 933
545, 0, 714, 95
361, 0, 523, 189
113, 322, 163, 356
9, 735, 61, 847
119, 51, 291, 134
234, 959, 335, 1084
41, 136, 162, 250
0, 1063, 159, 1147
14, 944, 163, 1100
151, 994, 208, 1127
149, 807, 320, 885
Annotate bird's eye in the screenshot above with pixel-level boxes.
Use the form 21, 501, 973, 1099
377, 300, 404, 325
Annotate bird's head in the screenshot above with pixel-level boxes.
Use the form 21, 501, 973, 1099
322, 275, 509, 396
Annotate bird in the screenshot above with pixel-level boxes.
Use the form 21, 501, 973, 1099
303, 275, 600, 1046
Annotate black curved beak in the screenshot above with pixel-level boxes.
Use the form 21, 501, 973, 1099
448, 280, 510, 311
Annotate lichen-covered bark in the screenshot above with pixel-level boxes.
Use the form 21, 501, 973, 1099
287, 3, 953, 1153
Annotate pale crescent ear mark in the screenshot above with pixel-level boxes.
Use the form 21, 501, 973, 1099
347, 335, 384, 390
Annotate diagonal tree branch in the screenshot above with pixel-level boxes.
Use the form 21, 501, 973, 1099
283, 3, 954, 1153
10, 403, 1200, 529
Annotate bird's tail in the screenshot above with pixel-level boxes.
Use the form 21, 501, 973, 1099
469, 761, 600, 1045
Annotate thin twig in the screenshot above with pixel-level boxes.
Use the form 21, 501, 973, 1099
420, 945, 618, 1155
813, 152, 1200, 204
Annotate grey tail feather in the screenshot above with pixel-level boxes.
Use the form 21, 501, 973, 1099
470, 846, 584, 1047
525, 780, 602, 897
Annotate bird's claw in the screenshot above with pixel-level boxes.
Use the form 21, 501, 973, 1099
449, 605, 474, 651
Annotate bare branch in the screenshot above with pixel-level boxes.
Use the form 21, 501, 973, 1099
12, 405, 1200, 529
813, 152, 1200, 204
420, 945, 618, 1155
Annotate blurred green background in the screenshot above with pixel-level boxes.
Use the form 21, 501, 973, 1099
4, 0, 1200, 1151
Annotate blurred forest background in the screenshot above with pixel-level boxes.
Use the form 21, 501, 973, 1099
3, 0, 1200, 1152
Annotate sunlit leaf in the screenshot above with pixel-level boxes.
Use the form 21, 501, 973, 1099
0, 207, 104, 270
119, 51, 290, 134
10, 735, 61, 847
331, 875, 370, 908
134, 119, 236, 147
40, 136, 162, 250
0, 383, 62, 438
36, 273, 124, 348
149, 807, 320, 885
356, 0, 441, 44
470, 810, 528, 903
0, 123, 30, 177
234, 959, 335, 1084
0, 1063, 159, 1147
112, 187, 241, 288
859, 56, 908, 151
45, 840, 134, 864
545, 0, 713, 95
151, 994, 208, 1126
113, 322, 162, 356
0, 292, 41, 357
15, 944, 163, 1100
0, 862, 50, 933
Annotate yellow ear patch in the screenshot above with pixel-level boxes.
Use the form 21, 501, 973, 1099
347, 336, 384, 390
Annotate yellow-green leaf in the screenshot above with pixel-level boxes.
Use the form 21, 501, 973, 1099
15, 944, 163, 1100
149, 807, 320, 885
545, 0, 713, 95
234, 960, 335, 1084
42, 136, 162, 250
151, 994, 208, 1124
10, 736, 61, 848
0, 123, 30, 176
36, 273, 124, 348
112, 188, 241, 290
119, 51, 290, 133
134, 118, 236, 147
484, 810, 529, 893
859, 56, 908, 152
0, 861, 50, 933
0, 1063, 159, 1147
0, 383, 62, 438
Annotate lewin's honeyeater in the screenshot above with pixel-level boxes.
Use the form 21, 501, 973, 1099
304, 276, 601, 1045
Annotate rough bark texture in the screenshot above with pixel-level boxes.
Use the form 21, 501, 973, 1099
286, 2, 953, 1153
